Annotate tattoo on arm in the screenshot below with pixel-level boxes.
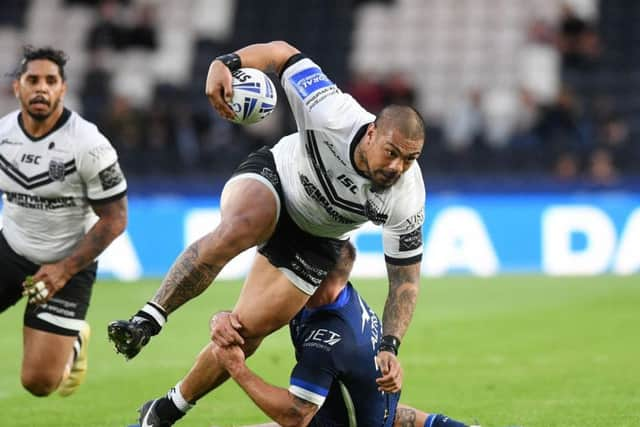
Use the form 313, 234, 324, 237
395, 407, 417, 427
152, 239, 219, 314
287, 395, 317, 420
383, 262, 421, 340
67, 197, 127, 273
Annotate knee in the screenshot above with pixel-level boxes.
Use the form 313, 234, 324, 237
21, 370, 60, 397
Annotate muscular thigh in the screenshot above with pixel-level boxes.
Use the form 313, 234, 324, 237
233, 254, 310, 339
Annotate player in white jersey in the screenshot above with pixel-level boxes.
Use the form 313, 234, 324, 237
0, 46, 128, 397
109, 41, 424, 425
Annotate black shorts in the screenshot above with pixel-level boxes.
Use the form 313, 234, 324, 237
0, 231, 97, 336
230, 146, 346, 295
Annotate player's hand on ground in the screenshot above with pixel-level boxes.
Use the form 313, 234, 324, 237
210, 311, 244, 347
205, 59, 235, 120
375, 351, 403, 393
212, 343, 246, 377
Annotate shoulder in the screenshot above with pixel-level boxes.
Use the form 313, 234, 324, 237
0, 110, 20, 131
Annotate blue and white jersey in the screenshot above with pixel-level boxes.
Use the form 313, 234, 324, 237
289, 283, 400, 427
271, 57, 425, 265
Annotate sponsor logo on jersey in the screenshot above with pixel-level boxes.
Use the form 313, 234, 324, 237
88, 144, 113, 160
324, 141, 348, 167
299, 173, 356, 225
48, 159, 66, 181
290, 67, 333, 100
399, 228, 423, 251
260, 167, 280, 187
404, 207, 425, 230
21, 154, 42, 164
304, 328, 342, 347
0, 138, 22, 146
98, 162, 124, 191
5, 191, 76, 210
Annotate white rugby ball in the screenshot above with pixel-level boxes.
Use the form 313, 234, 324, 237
228, 68, 277, 125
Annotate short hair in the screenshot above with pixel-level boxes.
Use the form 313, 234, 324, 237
15, 46, 68, 80
375, 104, 425, 140
332, 241, 356, 279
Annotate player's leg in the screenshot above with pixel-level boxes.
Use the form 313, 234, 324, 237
22, 264, 96, 397
21, 328, 76, 396
394, 404, 477, 427
137, 255, 309, 425
109, 148, 283, 360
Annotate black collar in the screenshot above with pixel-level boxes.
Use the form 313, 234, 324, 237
349, 123, 371, 179
18, 107, 71, 142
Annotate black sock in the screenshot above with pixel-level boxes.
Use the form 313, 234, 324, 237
154, 397, 185, 422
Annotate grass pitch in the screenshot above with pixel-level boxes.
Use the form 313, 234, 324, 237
0, 276, 638, 427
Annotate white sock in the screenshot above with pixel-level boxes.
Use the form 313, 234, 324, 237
167, 382, 193, 413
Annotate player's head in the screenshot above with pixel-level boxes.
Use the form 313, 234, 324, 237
329, 241, 356, 284
310, 241, 356, 307
13, 46, 68, 122
359, 105, 425, 189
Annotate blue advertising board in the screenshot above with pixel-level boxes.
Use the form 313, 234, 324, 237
2, 193, 638, 279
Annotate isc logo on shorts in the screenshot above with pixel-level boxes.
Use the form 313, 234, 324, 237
290, 67, 333, 100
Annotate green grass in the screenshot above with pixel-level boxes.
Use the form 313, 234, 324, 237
1, 276, 639, 427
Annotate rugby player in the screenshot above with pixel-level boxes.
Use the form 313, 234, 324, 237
109, 40, 425, 425
0, 46, 128, 397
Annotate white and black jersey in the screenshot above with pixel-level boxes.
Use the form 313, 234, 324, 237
0, 108, 127, 264
271, 57, 425, 264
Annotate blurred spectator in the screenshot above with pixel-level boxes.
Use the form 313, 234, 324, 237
554, 151, 580, 180
101, 95, 146, 174
123, 2, 158, 51
442, 89, 484, 153
588, 148, 618, 185
86, 0, 126, 51
382, 71, 416, 106
346, 71, 386, 114
557, 3, 601, 70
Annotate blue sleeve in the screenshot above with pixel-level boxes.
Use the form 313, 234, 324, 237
288, 317, 351, 406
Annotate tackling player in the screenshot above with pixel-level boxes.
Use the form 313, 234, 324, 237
0, 46, 128, 397
138, 243, 477, 427
109, 40, 425, 424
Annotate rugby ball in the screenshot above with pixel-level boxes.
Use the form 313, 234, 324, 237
228, 68, 277, 125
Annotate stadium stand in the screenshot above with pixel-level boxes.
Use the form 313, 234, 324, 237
0, 0, 637, 187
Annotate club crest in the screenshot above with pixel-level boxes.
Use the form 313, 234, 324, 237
48, 159, 66, 181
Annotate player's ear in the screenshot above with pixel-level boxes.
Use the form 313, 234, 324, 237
12, 79, 19, 98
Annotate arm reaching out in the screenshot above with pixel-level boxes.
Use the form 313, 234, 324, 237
381, 262, 421, 345
214, 344, 318, 427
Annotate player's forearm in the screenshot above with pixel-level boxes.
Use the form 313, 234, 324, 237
63, 197, 127, 275
382, 262, 421, 341
233, 41, 300, 76
230, 365, 315, 427
151, 236, 221, 314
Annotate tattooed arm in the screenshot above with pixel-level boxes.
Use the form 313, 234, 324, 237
214, 343, 319, 427
382, 261, 421, 341
32, 195, 127, 301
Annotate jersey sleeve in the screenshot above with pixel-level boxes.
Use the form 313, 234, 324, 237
280, 57, 374, 133
382, 166, 426, 264
75, 125, 127, 203
288, 318, 350, 407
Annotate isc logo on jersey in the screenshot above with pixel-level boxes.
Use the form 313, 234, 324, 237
228, 68, 277, 125
290, 67, 333, 99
